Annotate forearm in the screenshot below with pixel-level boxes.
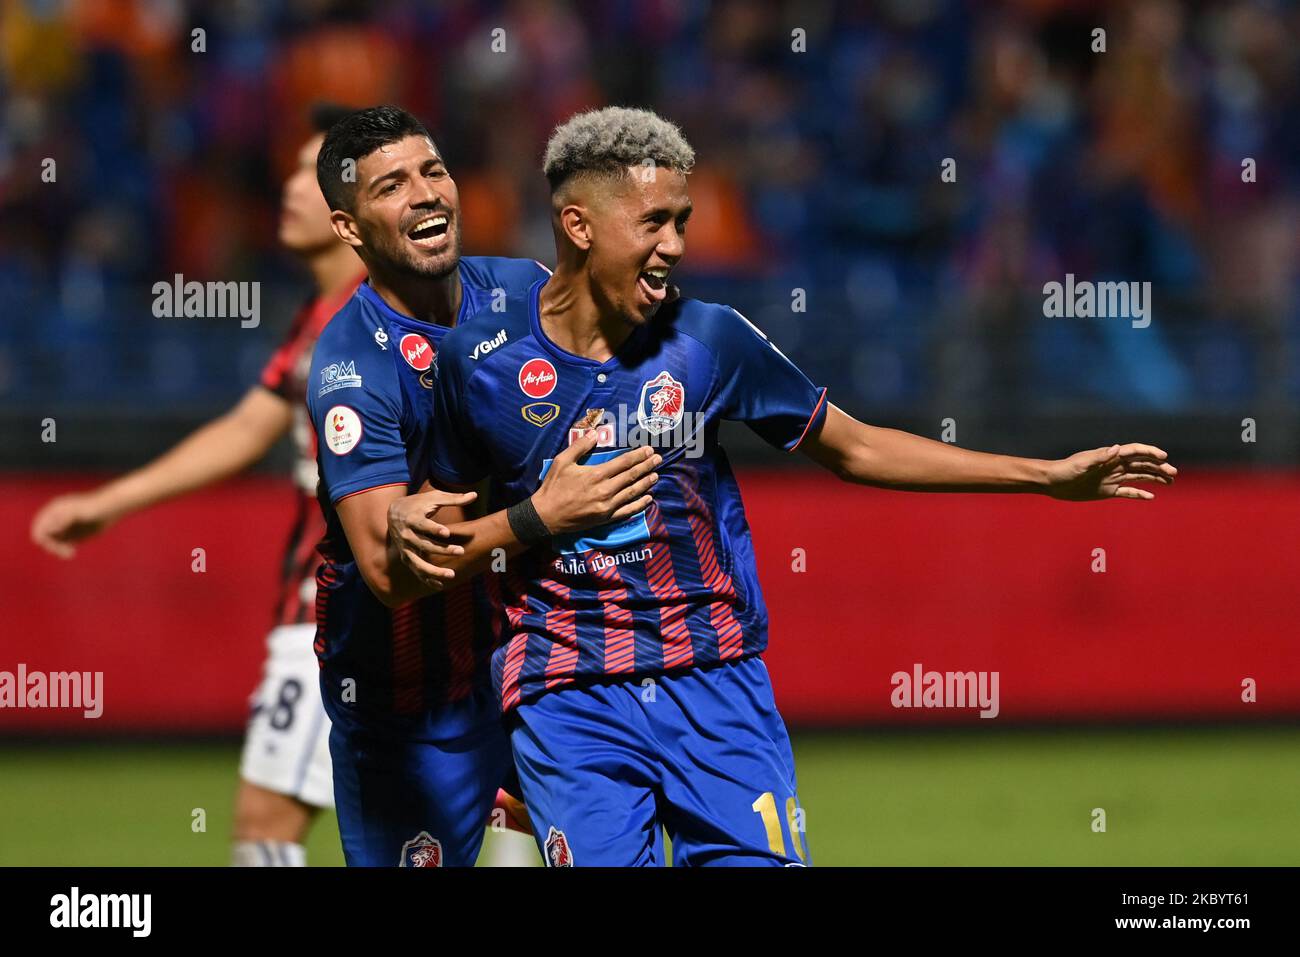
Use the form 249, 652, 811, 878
385, 439, 660, 601
97, 421, 266, 517
439, 509, 529, 583
374, 489, 531, 605
388, 508, 528, 602
92, 396, 286, 520
375, 540, 450, 606
837, 424, 1051, 493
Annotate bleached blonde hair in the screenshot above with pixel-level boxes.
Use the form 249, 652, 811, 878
543, 106, 695, 192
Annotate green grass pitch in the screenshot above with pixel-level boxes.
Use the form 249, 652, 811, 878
1, 727, 1295, 866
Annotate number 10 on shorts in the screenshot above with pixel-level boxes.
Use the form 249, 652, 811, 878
752, 791, 808, 863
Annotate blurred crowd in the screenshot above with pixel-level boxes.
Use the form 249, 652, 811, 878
2, 0, 1298, 419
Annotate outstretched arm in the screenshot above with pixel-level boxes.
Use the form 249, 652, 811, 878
32, 386, 293, 557
799, 404, 1176, 500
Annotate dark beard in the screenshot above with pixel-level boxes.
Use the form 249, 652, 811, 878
394, 251, 459, 280
368, 218, 462, 281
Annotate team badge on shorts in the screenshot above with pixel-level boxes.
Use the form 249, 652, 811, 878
400, 831, 443, 867
637, 370, 684, 435
544, 826, 574, 867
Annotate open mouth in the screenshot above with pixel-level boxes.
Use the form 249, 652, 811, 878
637, 266, 670, 305
407, 213, 450, 247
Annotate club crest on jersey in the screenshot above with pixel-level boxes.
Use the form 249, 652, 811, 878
544, 826, 574, 867
522, 402, 560, 427
519, 357, 557, 399
400, 831, 443, 867
400, 333, 435, 372
637, 370, 685, 435
324, 405, 362, 455
568, 408, 614, 447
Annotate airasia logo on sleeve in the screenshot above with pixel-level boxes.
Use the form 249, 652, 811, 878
518, 357, 557, 398
400, 333, 434, 372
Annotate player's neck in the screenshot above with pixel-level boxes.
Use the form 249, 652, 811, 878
306, 242, 363, 302
539, 268, 634, 363
366, 266, 463, 328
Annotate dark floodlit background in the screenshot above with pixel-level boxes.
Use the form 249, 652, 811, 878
2, 0, 1298, 865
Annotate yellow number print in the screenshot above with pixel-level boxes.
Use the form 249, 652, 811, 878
751, 791, 807, 863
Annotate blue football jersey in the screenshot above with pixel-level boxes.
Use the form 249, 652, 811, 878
306, 256, 550, 716
429, 278, 829, 712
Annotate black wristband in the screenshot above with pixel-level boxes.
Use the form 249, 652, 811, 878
507, 496, 552, 547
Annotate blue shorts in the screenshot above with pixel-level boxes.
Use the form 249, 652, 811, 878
322, 673, 512, 867
509, 656, 810, 867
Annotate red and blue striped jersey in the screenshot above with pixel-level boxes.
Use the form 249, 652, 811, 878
429, 279, 829, 712
306, 257, 550, 716
257, 272, 363, 628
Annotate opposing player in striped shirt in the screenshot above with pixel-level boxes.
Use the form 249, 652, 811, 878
31, 104, 364, 866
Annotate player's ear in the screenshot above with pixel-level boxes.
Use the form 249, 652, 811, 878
559, 204, 593, 252
330, 209, 364, 249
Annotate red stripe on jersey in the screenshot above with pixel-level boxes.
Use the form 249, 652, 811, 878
390, 602, 424, 713
588, 552, 636, 673
265, 274, 364, 629
645, 505, 694, 669
542, 579, 579, 689
258, 274, 363, 396
660, 604, 695, 668
498, 567, 534, 709
333, 482, 408, 504
499, 633, 530, 712
715, 615, 746, 659
503, 567, 530, 631
281, 507, 325, 626
680, 481, 745, 659
313, 564, 337, 660
444, 581, 476, 701
789, 387, 829, 452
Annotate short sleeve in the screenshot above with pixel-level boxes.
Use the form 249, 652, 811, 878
428, 347, 491, 488
306, 346, 410, 504
713, 308, 828, 451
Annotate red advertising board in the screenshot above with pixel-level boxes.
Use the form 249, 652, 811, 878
2, 471, 1296, 731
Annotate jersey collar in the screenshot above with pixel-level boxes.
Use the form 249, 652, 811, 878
357, 269, 470, 337
527, 278, 647, 370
